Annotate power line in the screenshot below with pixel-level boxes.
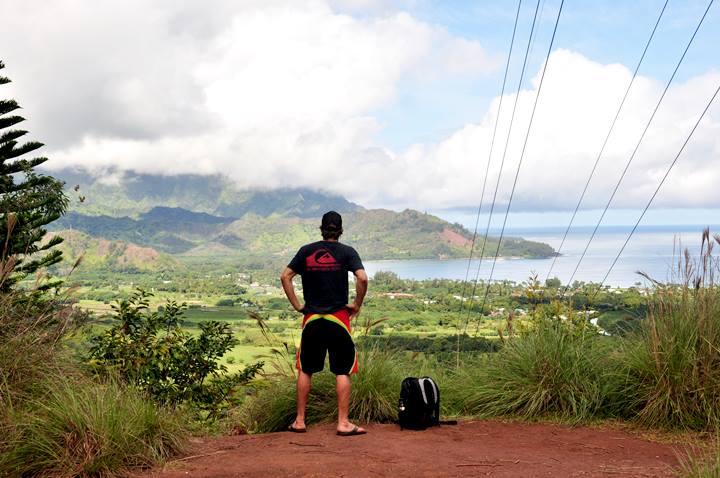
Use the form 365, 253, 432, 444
544, 0, 670, 284
457, 0, 522, 311
459, 0, 544, 336
475, 0, 566, 332
527, 0, 548, 62
455, 0, 523, 364
593, 82, 720, 295
563, 0, 714, 290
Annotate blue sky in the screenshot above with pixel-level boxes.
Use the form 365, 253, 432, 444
373, 0, 720, 150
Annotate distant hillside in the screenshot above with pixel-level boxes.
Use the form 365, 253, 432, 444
51, 207, 556, 261
49, 230, 182, 273
51, 169, 362, 218
346, 209, 555, 260
45, 168, 556, 264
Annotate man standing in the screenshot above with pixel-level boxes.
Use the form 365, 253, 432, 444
280, 211, 369, 436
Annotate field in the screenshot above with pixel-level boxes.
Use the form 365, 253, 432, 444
71, 263, 647, 382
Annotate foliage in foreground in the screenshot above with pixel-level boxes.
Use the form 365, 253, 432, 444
0, 287, 189, 477
240, 347, 423, 433
88, 289, 263, 419
608, 231, 720, 430
681, 449, 720, 478
0, 377, 187, 477
457, 305, 610, 423
0, 290, 77, 404
456, 231, 720, 431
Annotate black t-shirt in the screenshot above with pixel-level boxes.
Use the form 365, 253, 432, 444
287, 241, 364, 314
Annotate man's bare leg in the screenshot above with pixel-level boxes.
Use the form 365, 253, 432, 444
293, 371, 312, 429
336, 374, 366, 433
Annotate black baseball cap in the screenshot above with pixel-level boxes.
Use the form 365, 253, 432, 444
320, 211, 342, 230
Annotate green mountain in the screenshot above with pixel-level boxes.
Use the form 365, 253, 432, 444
46, 169, 556, 269
52, 207, 555, 261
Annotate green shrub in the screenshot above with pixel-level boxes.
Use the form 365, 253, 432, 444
459, 317, 609, 423
608, 288, 720, 429
0, 287, 189, 477
0, 377, 187, 477
358, 333, 499, 354
88, 289, 262, 419
607, 231, 720, 430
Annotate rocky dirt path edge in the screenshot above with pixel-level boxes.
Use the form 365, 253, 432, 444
138, 420, 686, 477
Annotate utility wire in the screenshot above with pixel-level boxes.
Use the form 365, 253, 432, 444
527, 0, 548, 61
475, 0, 566, 333
592, 82, 720, 296
563, 0, 714, 291
459, 0, 544, 336
457, 0, 523, 308
544, 0, 670, 284
456, 0, 523, 352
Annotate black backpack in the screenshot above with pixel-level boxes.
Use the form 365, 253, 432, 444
398, 376, 440, 430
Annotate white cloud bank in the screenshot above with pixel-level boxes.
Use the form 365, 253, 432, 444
2, 1, 718, 212
391, 50, 720, 211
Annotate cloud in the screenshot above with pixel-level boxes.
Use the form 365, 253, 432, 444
2, 3, 718, 213
367, 50, 720, 211
2, 0, 494, 185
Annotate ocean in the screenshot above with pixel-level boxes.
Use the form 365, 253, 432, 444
363, 225, 719, 287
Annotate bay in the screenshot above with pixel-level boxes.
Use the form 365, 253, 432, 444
364, 225, 718, 287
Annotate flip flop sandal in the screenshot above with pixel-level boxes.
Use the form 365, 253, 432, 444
336, 425, 366, 436
288, 425, 307, 433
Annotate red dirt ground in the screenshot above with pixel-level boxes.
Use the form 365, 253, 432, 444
140, 421, 687, 477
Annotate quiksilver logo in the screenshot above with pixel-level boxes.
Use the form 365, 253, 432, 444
306, 249, 341, 271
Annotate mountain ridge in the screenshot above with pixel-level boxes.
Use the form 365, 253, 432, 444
46, 169, 557, 267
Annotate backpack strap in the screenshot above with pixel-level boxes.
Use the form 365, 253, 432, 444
420, 377, 440, 425
417, 378, 430, 405
425, 377, 439, 405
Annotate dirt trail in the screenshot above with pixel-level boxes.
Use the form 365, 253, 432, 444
141, 421, 685, 477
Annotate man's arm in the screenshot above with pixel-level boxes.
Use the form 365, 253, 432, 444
280, 267, 304, 313
346, 268, 368, 319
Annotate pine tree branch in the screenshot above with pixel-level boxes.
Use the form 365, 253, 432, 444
0, 100, 20, 116
0, 140, 44, 160
1, 157, 50, 175
0, 129, 28, 146
0, 115, 24, 129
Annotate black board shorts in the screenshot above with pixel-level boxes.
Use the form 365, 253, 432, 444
296, 309, 358, 375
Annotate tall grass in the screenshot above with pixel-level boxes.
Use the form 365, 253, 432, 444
240, 346, 416, 432
458, 319, 610, 423
679, 434, 720, 478
0, 290, 75, 405
609, 230, 720, 430
0, 286, 189, 476
0, 376, 187, 477
681, 450, 720, 478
